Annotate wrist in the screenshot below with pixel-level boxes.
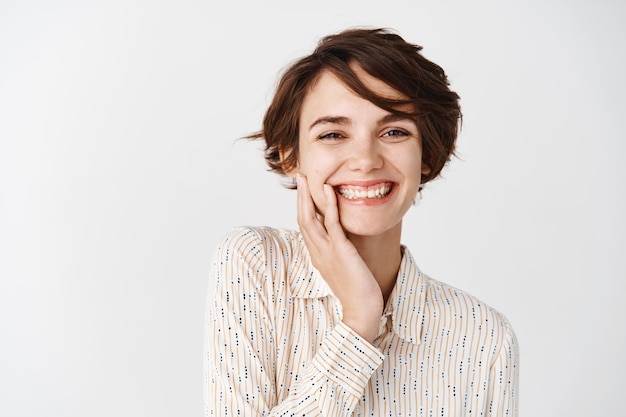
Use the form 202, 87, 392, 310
342, 307, 383, 343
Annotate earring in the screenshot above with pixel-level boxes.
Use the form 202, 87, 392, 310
413, 186, 424, 206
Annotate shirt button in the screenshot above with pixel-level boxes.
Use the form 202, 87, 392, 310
354, 405, 362, 415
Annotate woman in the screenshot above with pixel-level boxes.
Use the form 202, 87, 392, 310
205, 28, 518, 416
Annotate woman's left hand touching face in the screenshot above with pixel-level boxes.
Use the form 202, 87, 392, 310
296, 174, 383, 343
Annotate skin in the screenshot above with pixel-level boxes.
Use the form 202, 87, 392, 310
287, 65, 430, 343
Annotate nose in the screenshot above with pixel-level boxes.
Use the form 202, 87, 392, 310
347, 136, 384, 172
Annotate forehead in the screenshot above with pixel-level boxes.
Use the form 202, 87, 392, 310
300, 65, 410, 118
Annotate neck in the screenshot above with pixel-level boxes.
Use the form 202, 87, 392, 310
346, 222, 403, 304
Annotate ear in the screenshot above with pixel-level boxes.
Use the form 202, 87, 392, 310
420, 163, 431, 176
279, 148, 299, 178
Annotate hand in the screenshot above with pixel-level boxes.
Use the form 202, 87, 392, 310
296, 175, 384, 342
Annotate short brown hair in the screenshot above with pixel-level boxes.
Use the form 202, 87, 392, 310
248, 27, 461, 186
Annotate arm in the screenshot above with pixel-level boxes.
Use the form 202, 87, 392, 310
486, 319, 519, 416
204, 228, 384, 417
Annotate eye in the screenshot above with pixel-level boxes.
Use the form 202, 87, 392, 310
317, 132, 346, 142
381, 129, 411, 142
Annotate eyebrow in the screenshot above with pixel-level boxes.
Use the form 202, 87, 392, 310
308, 113, 415, 131
308, 116, 351, 131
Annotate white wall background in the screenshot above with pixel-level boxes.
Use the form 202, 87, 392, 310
1, 0, 624, 416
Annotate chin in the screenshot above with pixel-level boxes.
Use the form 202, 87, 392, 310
340, 218, 403, 239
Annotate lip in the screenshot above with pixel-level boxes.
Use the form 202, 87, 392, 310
332, 181, 397, 206
332, 179, 394, 187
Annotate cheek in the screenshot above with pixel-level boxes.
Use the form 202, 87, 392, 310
394, 151, 423, 176
407, 147, 424, 177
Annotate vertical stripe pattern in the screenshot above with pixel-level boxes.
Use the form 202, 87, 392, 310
204, 226, 519, 416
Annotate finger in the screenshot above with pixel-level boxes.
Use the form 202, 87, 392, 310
296, 175, 327, 246
296, 174, 316, 223
322, 184, 345, 239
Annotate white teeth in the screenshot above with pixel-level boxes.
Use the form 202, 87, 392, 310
338, 184, 392, 200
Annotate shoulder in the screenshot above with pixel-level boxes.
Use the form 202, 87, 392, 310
400, 248, 513, 336
424, 273, 510, 323
211, 226, 304, 282
213, 226, 301, 259
421, 273, 517, 356
208, 226, 301, 304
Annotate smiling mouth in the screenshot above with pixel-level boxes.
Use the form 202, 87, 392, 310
335, 183, 394, 200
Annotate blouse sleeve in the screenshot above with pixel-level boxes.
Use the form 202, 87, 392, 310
486, 318, 520, 416
204, 228, 384, 417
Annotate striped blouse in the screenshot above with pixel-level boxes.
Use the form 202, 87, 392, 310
204, 226, 519, 416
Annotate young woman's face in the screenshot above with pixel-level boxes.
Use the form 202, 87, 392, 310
293, 65, 430, 238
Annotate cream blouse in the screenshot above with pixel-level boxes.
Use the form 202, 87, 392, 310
204, 226, 518, 416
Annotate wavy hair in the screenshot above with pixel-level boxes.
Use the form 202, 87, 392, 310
247, 28, 462, 187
